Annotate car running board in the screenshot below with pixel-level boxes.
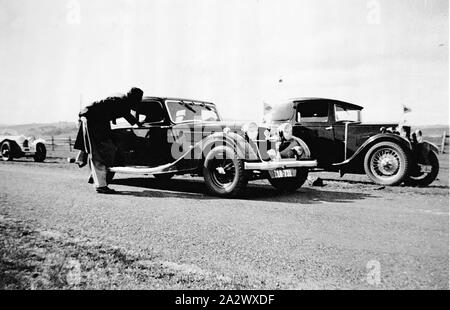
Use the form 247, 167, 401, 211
109, 163, 176, 175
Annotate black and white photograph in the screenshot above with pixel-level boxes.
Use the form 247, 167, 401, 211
0, 0, 448, 295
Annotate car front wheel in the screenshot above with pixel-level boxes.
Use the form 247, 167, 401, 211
364, 141, 409, 186
203, 145, 248, 197
405, 151, 439, 187
33, 143, 46, 162
268, 168, 309, 192
1, 142, 13, 161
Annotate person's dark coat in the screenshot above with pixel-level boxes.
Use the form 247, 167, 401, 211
74, 94, 139, 166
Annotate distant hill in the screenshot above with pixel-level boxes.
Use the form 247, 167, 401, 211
0, 121, 447, 140
412, 125, 449, 137
0, 122, 78, 138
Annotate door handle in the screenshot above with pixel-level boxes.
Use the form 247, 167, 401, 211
325, 126, 333, 131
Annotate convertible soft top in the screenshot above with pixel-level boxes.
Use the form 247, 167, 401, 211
142, 96, 215, 105
292, 97, 364, 111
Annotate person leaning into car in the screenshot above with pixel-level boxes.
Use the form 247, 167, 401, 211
74, 87, 144, 194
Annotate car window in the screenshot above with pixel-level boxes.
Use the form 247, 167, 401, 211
335, 105, 361, 122
166, 101, 220, 123
110, 111, 138, 129
297, 102, 329, 122
137, 101, 165, 124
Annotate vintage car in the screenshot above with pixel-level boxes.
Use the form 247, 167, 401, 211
0, 131, 47, 162
263, 98, 440, 186
105, 96, 317, 197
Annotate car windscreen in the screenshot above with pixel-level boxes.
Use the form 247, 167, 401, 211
166, 101, 220, 123
297, 101, 329, 122
263, 101, 295, 122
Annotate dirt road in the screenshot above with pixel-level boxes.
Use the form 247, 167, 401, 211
0, 157, 448, 289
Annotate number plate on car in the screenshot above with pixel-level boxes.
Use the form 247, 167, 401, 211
269, 169, 297, 179
419, 165, 432, 173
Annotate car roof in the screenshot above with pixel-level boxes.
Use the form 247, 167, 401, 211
291, 97, 364, 110
142, 96, 215, 105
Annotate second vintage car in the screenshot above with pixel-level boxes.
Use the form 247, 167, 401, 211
0, 131, 47, 162
104, 96, 317, 197
263, 98, 440, 186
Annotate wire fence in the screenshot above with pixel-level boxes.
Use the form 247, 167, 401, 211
44, 136, 75, 152
440, 131, 449, 154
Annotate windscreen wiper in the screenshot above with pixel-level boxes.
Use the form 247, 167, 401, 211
197, 101, 212, 111
178, 100, 196, 113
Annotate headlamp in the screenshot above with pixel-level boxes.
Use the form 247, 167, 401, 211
278, 123, 293, 140
242, 122, 258, 140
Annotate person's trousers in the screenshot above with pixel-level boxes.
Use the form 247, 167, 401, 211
78, 117, 114, 189
88, 153, 108, 188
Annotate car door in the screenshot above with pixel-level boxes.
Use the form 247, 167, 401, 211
293, 101, 342, 168
135, 100, 172, 167
112, 99, 171, 167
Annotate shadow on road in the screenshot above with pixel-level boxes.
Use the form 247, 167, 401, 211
320, 178, 449, 189
0, 159, 63, 164
111, 177, 373, 205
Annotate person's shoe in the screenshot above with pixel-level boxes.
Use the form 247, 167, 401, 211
96, 186, 117, 194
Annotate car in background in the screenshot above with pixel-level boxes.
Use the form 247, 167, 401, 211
263, 98, 440, 186
104, 96, 317, 197
0, 131, 47, 162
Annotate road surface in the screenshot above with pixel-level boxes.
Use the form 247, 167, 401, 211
0, 158, 448, 289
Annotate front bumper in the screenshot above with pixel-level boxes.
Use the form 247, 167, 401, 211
244, 159, 317, 170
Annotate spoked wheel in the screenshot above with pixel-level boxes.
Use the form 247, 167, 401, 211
203, 146, 247, 197
405, 151, 439, 187
1, 142, 13, 161
364, 142, 409, 186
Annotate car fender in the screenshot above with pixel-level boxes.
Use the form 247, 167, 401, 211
333, 133, 412, 171
421, 140, 439, 155
292, 136, 312, 159
0, 139, 23, 156
32, 138, 46, 146
197, 132, 259, 162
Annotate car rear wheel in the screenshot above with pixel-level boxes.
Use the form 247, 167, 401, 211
1, 142, 13, 161
268, 168, 309, 192
364, 141, 409, 186
203, 146, 248, 197
405, 151, 439, 187
33, 143, 46, 162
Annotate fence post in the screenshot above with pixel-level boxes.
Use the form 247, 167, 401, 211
69, 136, 72, 152
51, 136, 55, 151
441, 131, 447, 154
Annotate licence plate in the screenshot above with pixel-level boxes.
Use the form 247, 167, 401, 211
419, 165, 432, 173
269, 169, 297, 179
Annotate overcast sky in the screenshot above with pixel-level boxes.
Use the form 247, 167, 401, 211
0, 0, 448, 125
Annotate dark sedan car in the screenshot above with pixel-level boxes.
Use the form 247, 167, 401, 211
263, 98, 440, 186
104, 96, 317, 197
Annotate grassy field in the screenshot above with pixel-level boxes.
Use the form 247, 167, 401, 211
0, 216, 242, 289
